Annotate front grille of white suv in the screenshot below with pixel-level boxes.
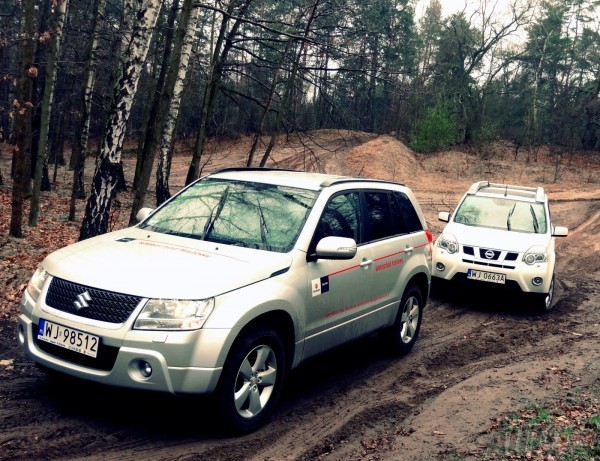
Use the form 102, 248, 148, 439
45, 278, 142, 324
462, 246, 519, 269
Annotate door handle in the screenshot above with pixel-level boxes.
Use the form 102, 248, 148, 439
405, 246, 414, 254
360, 258, 373, 268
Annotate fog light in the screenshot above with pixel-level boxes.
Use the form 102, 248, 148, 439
532, 277, 543, 286
140, 361, 152, 378
436, 262, 445, 271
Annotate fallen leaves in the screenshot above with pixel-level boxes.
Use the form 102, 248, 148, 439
484, 368, 600, 460
0, 182, 98, 321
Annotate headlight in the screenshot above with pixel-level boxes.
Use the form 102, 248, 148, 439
134, 298, 215, 330
523, 246, 548, 265
437, 233, 459, 254
26, 266, 49, 302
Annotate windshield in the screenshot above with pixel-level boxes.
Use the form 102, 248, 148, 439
139, 178, 318, 252
454, 195, 547, 233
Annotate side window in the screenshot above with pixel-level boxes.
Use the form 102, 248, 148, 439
394, 191, 423, 233
313, 193, 360, 244
365, 192, 399, 242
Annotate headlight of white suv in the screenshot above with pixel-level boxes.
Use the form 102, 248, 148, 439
523, 246, 548, 265
437, 233, 459, 254
134, 298, 215, 330
26, 266, 49, 302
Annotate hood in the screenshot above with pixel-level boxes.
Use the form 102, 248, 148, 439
42, 228, 293, 299
442, 222, 551, 252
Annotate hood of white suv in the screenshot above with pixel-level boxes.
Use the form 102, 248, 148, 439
443, 222, 551, 252
42, 228, 293, 299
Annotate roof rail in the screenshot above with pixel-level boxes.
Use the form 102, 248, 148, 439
319, 177, 404, 188
211, 167, 298, 174
468, 181, 545, 202
467, 181, 490, 194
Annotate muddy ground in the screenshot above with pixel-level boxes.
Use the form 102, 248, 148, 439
1, 131, 599, 460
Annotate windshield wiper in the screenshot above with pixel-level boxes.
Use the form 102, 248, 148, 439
257, 200, 271, 251
506, 203, 516, 231
202, 186, 230, 240
529, 205, 540, 233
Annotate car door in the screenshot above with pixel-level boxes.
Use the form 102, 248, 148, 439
304, 191, 375, 359
365, 190, 423, 321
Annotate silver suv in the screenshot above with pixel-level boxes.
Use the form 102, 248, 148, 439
18, 168, 432, 432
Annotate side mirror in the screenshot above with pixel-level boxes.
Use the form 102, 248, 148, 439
136, 207, 154, 223
553, 226, 568, 237
315, 236, 357, 260
438, 211, 450, 222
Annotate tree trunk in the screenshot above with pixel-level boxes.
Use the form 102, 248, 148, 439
129, 0, 180, 225
68, 0, 105, 222
10, 0, 36, 238
79, 0, 163, 241
29, 0, 69, 227
246, 37, 293, 167
156, 0, 200, 206
29, 0, 51, 187
259, 0, 319, 168
185, 0, 252, 185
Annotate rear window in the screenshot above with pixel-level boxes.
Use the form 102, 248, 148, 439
394, 191, 423, 233
365, 191, 407, 241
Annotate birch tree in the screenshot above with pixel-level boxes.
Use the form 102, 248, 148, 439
155, 0, 201, 205
79, 0, 162, 240
128, 0, 180, 224
68, 0, 107, 221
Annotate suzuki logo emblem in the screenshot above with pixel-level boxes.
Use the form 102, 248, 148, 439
74, 291, 92, 310
484, 250, 495, 259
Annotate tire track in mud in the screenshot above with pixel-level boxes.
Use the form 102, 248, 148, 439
243, 240, 589, 461
242, 301, 515, 461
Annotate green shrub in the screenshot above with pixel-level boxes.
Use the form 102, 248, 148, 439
409, 105, 457, 153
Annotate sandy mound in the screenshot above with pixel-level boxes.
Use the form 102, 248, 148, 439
328, 134, 422, 181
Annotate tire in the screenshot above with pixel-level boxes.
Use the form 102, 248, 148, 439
534, 275, 555, 312
215, 325, 286, 434
383, 284, 423, 356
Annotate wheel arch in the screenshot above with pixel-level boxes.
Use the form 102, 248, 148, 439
406, 271, 430, 307
231, 310, 296, 371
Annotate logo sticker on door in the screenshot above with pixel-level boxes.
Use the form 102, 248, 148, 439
311, 276, 330, 297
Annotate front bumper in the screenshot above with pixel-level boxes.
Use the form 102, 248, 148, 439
432, 247, 553, 294
17, 292, 229, 395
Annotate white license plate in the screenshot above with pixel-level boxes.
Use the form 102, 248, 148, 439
467, 269, 506, 284
38, 319, 99, 358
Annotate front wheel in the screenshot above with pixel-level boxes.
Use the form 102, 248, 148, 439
533, 275, 555, 312
382, 284, 423, 356
215, 325, 285, 434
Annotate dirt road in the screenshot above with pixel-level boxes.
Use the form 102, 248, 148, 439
1, 133, 599, 460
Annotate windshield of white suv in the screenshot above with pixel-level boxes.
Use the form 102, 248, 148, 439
454, 195, 548, 233
139, 178, 317, 252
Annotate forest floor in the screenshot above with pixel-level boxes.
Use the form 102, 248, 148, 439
1, 130, 599, 460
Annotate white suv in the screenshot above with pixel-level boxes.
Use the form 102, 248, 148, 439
18, 168, 432, 433
433, 181, 568, 311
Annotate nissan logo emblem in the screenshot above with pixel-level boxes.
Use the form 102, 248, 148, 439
484, 250, 495, 259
